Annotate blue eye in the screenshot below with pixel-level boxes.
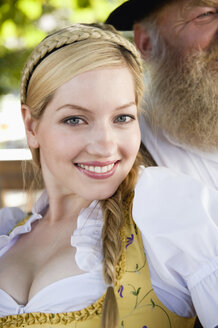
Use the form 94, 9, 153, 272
115, 115, 134, 123
63, 117, 84, 125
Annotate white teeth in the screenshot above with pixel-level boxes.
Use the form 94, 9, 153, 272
95, 166, 101, 173
77, 163, 115, 173
101, 166, 107, 173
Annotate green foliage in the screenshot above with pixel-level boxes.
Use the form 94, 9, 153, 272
0, 47, 31, 95
0, 0, 123, 97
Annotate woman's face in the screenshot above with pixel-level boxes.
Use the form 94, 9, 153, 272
28, 66, 141, 201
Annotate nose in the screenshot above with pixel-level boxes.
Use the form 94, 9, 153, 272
86, 123, 117, 157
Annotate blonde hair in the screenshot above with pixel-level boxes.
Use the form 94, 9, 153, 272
21, 23, 144, 328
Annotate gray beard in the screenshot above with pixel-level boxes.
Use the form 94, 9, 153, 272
144, 39, 218, 151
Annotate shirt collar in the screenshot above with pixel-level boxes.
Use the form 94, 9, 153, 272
163, 131, 218, 162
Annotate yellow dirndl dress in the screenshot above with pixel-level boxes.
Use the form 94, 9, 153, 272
0, 194, 196, 328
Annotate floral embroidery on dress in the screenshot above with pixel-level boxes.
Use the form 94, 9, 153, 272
118, 285, 124, 298
119, 282, 172, 328
126, 234, 134, 248
125, 257, 146, 274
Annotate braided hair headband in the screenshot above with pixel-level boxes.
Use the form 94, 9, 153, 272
20, 23, 143, 104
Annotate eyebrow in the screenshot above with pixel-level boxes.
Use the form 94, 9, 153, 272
55, 101, 136, 112
188, 0, 217, 7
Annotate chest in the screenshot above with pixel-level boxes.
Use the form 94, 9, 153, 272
0, 220, 84, 305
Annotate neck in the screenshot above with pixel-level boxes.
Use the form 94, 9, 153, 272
44, 192, 91, 225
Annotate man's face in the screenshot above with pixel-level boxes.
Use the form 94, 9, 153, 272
156, 0, 218, 55
134, 0, 218, 151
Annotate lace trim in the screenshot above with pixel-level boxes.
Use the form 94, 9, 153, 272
0, 194, 133, 326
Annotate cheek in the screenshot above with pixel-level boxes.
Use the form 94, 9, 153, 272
37, 131, 66, 167
181, 29, 202, 50
132, 131, 141, 156
190, 31, 214, 52
177, 25, 216, 54
38, 127, 77, 155
123, 125, 141, 159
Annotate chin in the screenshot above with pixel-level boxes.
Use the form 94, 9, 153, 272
87, 186, 120, 202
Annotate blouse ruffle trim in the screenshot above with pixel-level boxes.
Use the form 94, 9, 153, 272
0, 214, 42, 251
70, 201, 104, 272
0, 191, 47, 250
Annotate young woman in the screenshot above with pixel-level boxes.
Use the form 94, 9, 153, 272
0, 23, 217, 328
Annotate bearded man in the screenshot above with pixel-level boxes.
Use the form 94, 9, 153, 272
106, 0, 218, 190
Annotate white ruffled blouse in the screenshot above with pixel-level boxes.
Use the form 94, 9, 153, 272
0, 167, 218, 328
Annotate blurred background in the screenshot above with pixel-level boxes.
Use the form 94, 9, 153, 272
0, 0, 125, 210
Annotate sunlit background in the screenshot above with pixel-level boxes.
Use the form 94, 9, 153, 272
0, 0, 125, 209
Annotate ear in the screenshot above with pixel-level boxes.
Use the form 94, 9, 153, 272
133, 23, 152, 60
21, 105, 39, 149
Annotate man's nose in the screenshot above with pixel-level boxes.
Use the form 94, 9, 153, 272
86, 124, 117, 157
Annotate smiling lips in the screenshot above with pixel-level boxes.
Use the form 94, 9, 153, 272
77, 163, 114, 173
75, 161, 118, 179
